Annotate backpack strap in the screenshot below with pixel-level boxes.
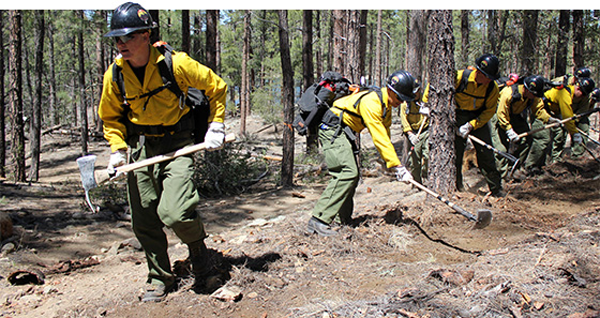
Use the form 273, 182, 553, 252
455, 67, 495, 107
153, 42, 186, 108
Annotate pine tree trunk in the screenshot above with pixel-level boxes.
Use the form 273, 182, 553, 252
572, 10, 584, 69
181, 10, 190, 54
9, 10, 25, 182
332, 10, 345, 74
302, 10, 318, 154
205, 10, 219, 72
345, 10, 359, 82
278, 10, 294, 188
302, 10, 314, 91
0, 10, 5, 178
427, 10, 456, 195
460, 10, 470, 67
554, 10, 570, 78
77, 10, 88, 155
406, 10, 426, 81
30, 10, 44, 182
375, 10, 383, 86
48, 13, 58, 127
240, 10, 251, 136
520, 10, 538, 75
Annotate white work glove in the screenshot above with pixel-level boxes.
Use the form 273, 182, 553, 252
457, 122, 473, 139
418, 105, 430, 116
393, 166, 413, 184
407, 132, 420, 146
204, 122, 226, 151
506, 128, 520, 142
107, 149, 127, 177
547, 117, 562, 125
572, 133, 583, 144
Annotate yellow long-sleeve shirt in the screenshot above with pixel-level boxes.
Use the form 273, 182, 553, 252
330, 89, 400, 168
454, 69, 499, 129
400, 84, 430, 133
496, 85, 541, 131
98, 45, 227, 152
533, 85, 577, 134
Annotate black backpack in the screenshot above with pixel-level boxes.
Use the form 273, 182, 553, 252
292, 71, 352, 136
112, 41, 211, 143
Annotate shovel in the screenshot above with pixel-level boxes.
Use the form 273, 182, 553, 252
468, 135, 520, 177
77, 133, 236, 213
408, 179, 492, 229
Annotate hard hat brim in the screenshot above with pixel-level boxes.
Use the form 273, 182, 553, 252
104, 26, 151, 38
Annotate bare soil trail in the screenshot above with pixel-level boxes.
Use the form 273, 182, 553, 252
1, 116, 600, 318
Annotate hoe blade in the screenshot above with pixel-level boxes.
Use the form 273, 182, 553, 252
473, 209, 493, 229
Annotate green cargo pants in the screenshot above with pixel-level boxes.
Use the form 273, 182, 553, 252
312, 125, 360, 225
524, 119, 552, 171
127, 131, 205, 288
407, 130, 429, 183
455, 111, 502, 194
550, 125, 567, 163
489, 115, 530, 179
570, 118, 590, 157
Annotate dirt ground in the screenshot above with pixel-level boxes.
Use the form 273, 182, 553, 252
1, 115, 600, 318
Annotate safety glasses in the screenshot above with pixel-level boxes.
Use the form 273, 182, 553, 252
114, 31, 145, 44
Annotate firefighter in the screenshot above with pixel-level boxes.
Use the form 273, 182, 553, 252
98, 2, 227, 302
454, 53, 504, 197
490, 75, 548, 179
400, 82, 430, 183
307, 70, 418, 236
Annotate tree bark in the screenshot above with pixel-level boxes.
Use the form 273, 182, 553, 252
520, 10, 538, 75
240, 10, 251, 136
487, 10, 498, 56
181, 10, 190, 54
9, 10, 25, 181
77, 10, 88, 155
302, 10, 314, 91
332, 10, 345, 74
460, 10, 470, 67
427, 10, 456, 195
0, 10, 5, 178
277, 10, 295, 188
30, 10, 45, 182
572, 10, 584, 70
554, 10, 570, 78
302, 10, 318, 154
406, 10, 427, 81
206, 10, 219, 72
375, 10, 383, 86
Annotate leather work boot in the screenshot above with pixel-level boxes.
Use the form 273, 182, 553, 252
306, 216, 338, 237
188, 240, 214, 283
141, 283, 173, 302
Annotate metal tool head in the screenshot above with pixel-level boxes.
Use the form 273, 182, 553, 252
473, 209, 493, 229
76, 155, 99, 213
77, 155, 98, 191
508, 158, 521, 179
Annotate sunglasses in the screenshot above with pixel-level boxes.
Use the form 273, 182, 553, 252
114, 31, 146, 44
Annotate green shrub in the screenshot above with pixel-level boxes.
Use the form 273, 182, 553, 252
193, 143, 266, 197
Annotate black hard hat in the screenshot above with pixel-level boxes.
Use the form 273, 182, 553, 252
475, 53, 500, 80
523, 75, 548, 98
577, 77, 596, 95
591, 88, 600, 103
387, 70, 420, 102
574, 67, 592, 79
104, 2, 155, 38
